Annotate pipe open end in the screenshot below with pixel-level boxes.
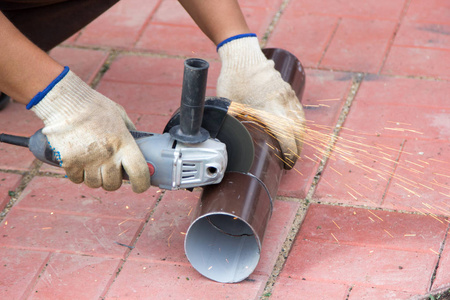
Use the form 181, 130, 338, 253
185, 212, 261, 283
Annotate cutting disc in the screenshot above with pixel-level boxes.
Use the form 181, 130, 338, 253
216, 114, 254, 172
163, 98, 254, 173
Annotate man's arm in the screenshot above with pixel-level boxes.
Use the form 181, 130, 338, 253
179, 0, 306, 167
0, 12, 150, 193
178, 0, 250, 45
0, 12, 63, 103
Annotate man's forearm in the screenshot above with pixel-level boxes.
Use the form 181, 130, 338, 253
178, 0, 250, 45
0, 12, 63, 104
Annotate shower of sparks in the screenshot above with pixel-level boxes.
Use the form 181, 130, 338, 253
226, 101, 450, 256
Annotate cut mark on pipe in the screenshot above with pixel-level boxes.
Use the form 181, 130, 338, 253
206, 216, 255, 237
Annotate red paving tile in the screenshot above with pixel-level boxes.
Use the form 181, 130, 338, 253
96, 81, 182, 115
0, 248, 49, 300
298, 204, 448, 252
75, 0, 160, 48
0, 143, 36, 171
405, 0, 450, 24
103, 55, 186, 85
282, 205, 444, 294
49, 47, 109, 84
383, 140, 450, 215
342, 75, 450, 139
0, 209, 143, 257
0, 101, 41, 171
129, 189, 200, 264
15, 176, 159, 220
382, 2, 450, 80
382, 46, 450, 80
99, 55, 221, 116
30, 253, 121, 300
287, 0, 406, 20
433, 240, 450, 290
135, 23, 216, 59
38, 163, 66, 175
394, 22, 450, 50
105, 260, 266, 299
314, 135, 404, 206
0, 172, 22, 211
151, 0, 196, 26
356, 74, 450, 108
283, 239, 437, 293
320, 18, 397, 73
271, 276, 350, 300
266, 13, 339, 68
348, 286, 416, 299
254, 200, 300, 276
279, 69, 352, 198
0, 102, 42, 136
135, 114, 174, 134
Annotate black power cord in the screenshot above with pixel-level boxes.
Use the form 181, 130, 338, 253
0, 133, 29, 148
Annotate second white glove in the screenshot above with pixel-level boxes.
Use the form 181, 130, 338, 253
217, 35, 305, 168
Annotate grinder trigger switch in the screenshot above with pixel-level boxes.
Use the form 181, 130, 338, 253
147, 163, 156, 176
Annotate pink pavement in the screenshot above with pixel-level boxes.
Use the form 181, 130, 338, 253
1, 0, 449, 299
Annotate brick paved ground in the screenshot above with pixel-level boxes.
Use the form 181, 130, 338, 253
1, 0, 449, 299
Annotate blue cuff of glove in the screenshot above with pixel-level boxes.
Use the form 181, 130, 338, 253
216, 33, 257, 52
26, 66, 70, 110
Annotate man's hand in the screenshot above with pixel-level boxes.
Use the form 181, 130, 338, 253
31, 69, 151, 193
217, 35, 305, 168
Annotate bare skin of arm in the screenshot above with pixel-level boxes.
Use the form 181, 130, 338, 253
0, 1, 248, 105
0, 12, 63, 104
178, 0, 251, 45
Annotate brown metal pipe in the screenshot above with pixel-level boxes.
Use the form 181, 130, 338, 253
184, 48, 305, 283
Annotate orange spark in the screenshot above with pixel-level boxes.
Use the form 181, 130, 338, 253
429, 248, 440, 255
332, 220, 341, 229
384, 229, 394, 238
331, 233, 339, 244
330, 167, 342, 176
368, 210, 383, 221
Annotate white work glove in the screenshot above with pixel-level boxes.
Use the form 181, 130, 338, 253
29, 67, 150, 193
217, 35, 305, 169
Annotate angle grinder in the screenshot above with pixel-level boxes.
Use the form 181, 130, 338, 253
0, 58, 254, 190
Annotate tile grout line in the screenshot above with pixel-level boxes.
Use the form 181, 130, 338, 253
380, 138, 407, 205
22, 252, 53, 299
260, 0, 291, 47
261, 73, 365, 299
99, 190, 167, 299
90, 50, 120, 90
132, 0, 164, 49
56, 43, 450, 83
429, 221, 450, 291
317, 17, 342, 67
377, 0, 411, 75
0, 160, 42, 223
